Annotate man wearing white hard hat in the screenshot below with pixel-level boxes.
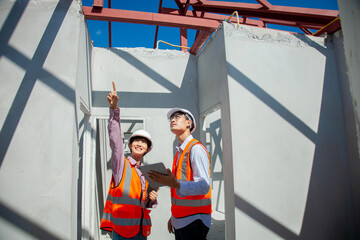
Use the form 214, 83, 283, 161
149, 107, 212, 240
100, 81, 158, 240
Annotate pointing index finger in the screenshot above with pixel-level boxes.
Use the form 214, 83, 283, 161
112, 81, 116, 92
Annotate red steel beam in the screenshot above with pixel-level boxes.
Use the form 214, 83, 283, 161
256, 0, 272, 9
174, 0, 185, 11
160, 7, 265, 27
313, 17, 341, 36
178, 1, 189, 52
299, 27, 313, 35
154, 26, 159, 49
154, 0, 163, 49
180, 0, 338, 26
259, 18, 323, 30
108, 22, 112, 47
108, 0, 112, 47
93, 0, 104, 8
180, 0, 206, 3
82, 6, 219, 31
190, 30, 212, 55
180, 28, 188, 52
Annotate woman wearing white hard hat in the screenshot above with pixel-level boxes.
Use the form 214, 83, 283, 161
128, 129, 153, 157
100, 81, 158, 240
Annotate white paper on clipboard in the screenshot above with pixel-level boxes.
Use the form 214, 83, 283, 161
138, 162, 168, 189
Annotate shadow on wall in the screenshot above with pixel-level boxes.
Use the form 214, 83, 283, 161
0, 0, 79, 238
0, 200, 62, 239
207, 118, 225, 240
207, 119, 224, 211
0, 198, 94, 239
228, 33, 356, 239
91, 48, 197, 109
297, 35, 356, 240
0, 0, 75, 168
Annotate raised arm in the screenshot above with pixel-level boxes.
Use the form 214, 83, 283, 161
107, 81, 125, 186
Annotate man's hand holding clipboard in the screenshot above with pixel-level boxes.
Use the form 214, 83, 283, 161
139, 163, 171, 189
147, 163, 180, 190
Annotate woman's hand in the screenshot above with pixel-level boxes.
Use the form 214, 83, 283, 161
149, 188, 159, 202
107, 81, 118, 109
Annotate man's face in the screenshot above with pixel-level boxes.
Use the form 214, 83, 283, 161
129, 138, 149, 158
169, 112, 191, 134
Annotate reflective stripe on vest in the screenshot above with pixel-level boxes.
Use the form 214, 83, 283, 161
172, 197, 211, 207
102, 212, 151, 226
171, 139, 212, 218
106, 194, 142, 206
100, 158, 151, 238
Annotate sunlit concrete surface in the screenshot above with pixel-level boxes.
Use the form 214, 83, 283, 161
0, 0, 359, 239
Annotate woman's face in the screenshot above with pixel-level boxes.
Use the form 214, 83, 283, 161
129, 138, 149, 158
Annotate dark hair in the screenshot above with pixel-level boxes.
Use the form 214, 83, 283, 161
129, 136, 152, 149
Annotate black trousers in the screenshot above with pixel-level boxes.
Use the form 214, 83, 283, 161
174, 219, 209, 240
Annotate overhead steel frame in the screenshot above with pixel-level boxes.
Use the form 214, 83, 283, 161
83, 0, 340, 55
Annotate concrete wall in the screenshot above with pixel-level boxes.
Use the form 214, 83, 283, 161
1, 0, 359, 239
337, 0, 360, 235
225, 23, 355, 239
198, 25, 236, 240
199, 21, 358, 239
90, 47, 199, 240
0, 0, 89, 239
203, 108, 226, 240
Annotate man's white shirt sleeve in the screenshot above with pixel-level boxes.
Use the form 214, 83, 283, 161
178, 144, 210, 197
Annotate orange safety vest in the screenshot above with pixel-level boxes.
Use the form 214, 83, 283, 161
100, 158, 151, 238
171, 139, 212, 218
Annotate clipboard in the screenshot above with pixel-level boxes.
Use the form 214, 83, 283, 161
139, 162, 168, 189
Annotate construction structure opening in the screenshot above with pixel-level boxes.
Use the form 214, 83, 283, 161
0, 0, 360, 240
202, 107, 225, 240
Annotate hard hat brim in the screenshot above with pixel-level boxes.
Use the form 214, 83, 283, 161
167, 108, 196, 133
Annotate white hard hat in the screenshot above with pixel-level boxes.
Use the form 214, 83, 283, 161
128, 130, 153, 152
167, 108, 196, 133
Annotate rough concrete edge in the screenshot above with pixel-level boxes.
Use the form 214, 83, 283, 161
222, 21, 326, 48
93, 46, 190, 59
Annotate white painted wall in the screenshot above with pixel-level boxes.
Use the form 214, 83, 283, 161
337, 0, 360, 235
0, 0, 88, 239
198, 25, 236, 240
1, 0, 359, 239
203, 108, 226, 240
198, 21, 357, 239
226, 24, 318, 238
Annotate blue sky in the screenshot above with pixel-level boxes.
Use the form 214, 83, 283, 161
82, 0, 339, 50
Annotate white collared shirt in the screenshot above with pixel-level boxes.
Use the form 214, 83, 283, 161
171, 135, 212, 229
